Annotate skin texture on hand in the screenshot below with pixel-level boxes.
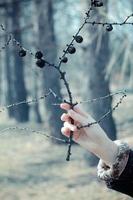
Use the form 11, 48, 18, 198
60, 103, 119, 166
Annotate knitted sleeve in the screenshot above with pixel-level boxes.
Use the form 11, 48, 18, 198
97, 140, 133, 197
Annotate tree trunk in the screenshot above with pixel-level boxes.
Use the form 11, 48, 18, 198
32, 72, 42, 123
35, 0, 64, 141
11, 0, 29, 122
4, 6, 14, 118
85, 0, 116, 166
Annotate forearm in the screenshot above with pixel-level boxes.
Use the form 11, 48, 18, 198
93, 138, 119, 167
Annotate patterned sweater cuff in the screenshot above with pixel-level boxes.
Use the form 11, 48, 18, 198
97, 140, 130, 181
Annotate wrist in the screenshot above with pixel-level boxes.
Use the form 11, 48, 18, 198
93, 139, 119, 167
102, 139, 119, 166
97, 140, 130, 180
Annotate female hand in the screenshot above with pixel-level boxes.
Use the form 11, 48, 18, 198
60, 103, 118, 166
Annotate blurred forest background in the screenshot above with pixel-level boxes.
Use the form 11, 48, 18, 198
0, 0, 133, 199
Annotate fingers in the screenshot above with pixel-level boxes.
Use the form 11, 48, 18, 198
68, 109, 86, 124
61, 127, 70, 137
61, 104, 95, 127
60, 103, 70, 110
61, 108, 86, 125
64, 121, 77, 132
73, 104, 88, 117
61, 126, 80, 142
61, 113, 71, 123
60, 103, 88, 117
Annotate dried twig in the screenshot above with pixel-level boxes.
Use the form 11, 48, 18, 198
78, 92, 127, 129
0, 91, 52, 113
0, 126, 68, 144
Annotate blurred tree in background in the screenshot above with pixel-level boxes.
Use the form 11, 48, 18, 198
86, 0, 116, 140
11, 0, 29, 122
5, 5, 14, 118
35, 0, 64, 140
84, 0, 116, 166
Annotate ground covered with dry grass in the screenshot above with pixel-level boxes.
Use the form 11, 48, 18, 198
0, 134, 132, 200
0, 93, 132, 200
